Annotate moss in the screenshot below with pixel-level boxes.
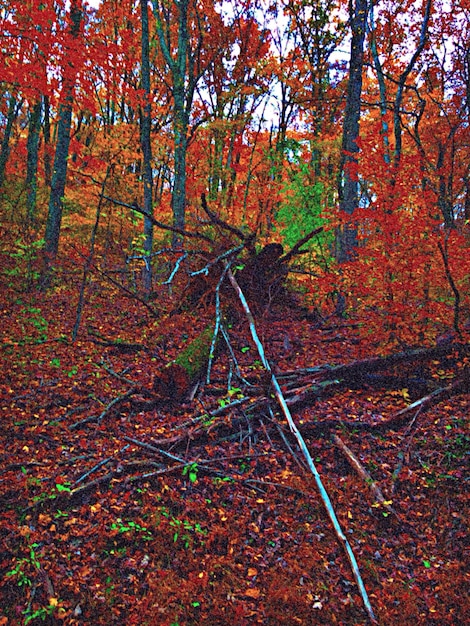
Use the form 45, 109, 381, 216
174, 325, 217, 382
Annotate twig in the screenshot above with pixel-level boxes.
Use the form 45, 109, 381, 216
200, 192, 251, 242
70, 388, 137, 429
103, 195, 214, 243
226, 266, 378, 624
72, 166, 110, 341
98, 358, 137, 386
333, 435, 398, 520
279, 226, 324, 263
73, 444, 130, 486
265, 405, 306, 471
387, 377, 467, 427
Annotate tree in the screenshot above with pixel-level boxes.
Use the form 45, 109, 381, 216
152, 0, 198, 238
336, 0, 368, 266
392, 0, 432, 168
0, 93, 21, 191
140, 0, 154, 291
25, 99, 42, 223
197, 3, 274, 217
44, 0, 84, 264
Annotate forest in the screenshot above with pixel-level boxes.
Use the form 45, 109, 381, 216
0, 0, 469, 624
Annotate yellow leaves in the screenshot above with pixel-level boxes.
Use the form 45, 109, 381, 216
401, 388, 411, 402
244, 587, 261, 599
218, 508, 227, 521
372, 500, 393, 508
387, 388, 410, 402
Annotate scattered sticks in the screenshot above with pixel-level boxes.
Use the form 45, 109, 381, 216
226, 265, 378, 624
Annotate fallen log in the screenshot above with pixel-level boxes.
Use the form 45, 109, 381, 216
153, 325, 219, 403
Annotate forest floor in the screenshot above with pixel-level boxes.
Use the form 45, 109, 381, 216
0, 242, 469, 626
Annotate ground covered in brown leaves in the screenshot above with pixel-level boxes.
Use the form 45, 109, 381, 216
0, 251, 469, 626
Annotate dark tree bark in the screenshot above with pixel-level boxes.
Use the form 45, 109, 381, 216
152, 0, 200, 240
392, 0, 432, 167
44, 1, 83, 264
140, 0, 154, 291
367, 0, 390, 163
336, 0, 368, 265
26, 99, 42, 224
0, 94, 20, 190
42, 95, 52, 186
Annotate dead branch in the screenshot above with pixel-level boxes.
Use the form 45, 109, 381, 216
103, 195, 214, 243
385, 374, 469, 429
200, 192, 252, 243
69, 388, 137, 429
333, 435, 397, 519
226, 266, 378, 624
87, 327, 147, 353
279, 226, 324, 263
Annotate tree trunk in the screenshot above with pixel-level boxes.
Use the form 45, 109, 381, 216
44, 96, 74, 261
26, 99, 42, 224
140, 0, 154, 292
153, 325, 219, 403
44, 1, 83, 264
43, 95, 52, 186
393, 0, 432, 167
153, 0, 196, 243
0, 94, 20, 190
172, 98, 189, 235
368, 0, 390, 164
336, 0, 368, 265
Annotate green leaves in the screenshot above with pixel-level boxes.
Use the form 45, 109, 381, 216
182, 462, 198, 484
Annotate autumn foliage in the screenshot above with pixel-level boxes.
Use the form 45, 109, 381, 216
0, 0, 469, 624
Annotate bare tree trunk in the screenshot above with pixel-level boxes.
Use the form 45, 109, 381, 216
0, 93, 20, 190
140, 0, 154, 292
43, 95, 52, 186
393, 0, 432, 167
153, 0, 193, 242
26, 99, 42, 224
44, 1, 83, 266
336, 0, 368, 263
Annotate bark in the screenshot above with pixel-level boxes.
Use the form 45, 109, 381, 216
44, 96, 74, 261
43, 95, 52, 186
153, 325, 219, 403
367, 0, 390, 163
140, 0, 154, 292
153, 0, 198, 240
393, 0, 432, 167
44, 1, 83, 263
26, 99, 42, 224
0, 94, 20, 190
336, 0, 368, 264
